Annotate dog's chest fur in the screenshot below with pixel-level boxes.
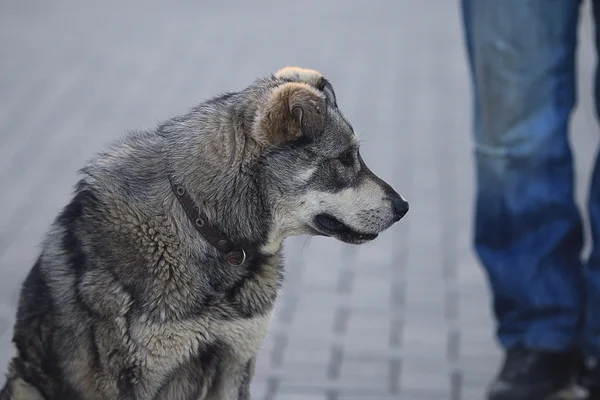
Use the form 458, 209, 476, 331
99, 253, 279, 398
65, 181, 283, 398
130, 311, 272, 370
123, 232, 278, 372
112, 243, 279, 396
127, 309, 273, 397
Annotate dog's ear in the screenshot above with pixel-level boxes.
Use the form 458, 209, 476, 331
255, 82, 326, 145
274, 66, 337, 108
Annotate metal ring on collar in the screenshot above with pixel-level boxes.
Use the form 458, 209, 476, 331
226, 249, 247, 266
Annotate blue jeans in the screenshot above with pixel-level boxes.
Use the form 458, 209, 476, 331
462, 0, 600, 355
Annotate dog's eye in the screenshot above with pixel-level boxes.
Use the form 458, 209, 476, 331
339, 150, 354, 167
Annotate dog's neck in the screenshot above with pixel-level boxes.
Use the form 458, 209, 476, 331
166, 174, 252, 265
160, 100, 274, 254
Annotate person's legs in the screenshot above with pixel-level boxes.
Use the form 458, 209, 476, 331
586, 0, 600, 357
462, 0, 584, 398
580, 2, 600, 397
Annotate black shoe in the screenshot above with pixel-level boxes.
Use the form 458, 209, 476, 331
579, 357, 600, 399
487, 347, 579, 400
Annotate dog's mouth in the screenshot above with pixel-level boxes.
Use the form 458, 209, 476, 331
313, 214, 379, 244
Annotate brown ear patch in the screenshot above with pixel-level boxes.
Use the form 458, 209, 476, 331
274, 66, 337, 108
274, 66, 325, 85
256, 82, 326, 145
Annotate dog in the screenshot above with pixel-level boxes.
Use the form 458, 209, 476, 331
0, 66, 409, 399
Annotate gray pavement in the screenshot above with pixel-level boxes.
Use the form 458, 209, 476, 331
0, 1, 599, 399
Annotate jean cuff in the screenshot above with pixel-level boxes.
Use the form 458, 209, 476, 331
498, 327, 577, 352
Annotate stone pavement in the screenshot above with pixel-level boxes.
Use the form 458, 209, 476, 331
0, 1, 599, 399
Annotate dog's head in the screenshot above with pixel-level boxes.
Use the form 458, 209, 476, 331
252, 67, 408, 248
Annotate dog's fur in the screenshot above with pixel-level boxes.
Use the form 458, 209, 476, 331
0, 67, 408, 400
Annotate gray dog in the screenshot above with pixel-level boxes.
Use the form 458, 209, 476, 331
0, 66, 409, 400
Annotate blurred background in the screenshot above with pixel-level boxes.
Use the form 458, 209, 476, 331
0, 1, 599, 399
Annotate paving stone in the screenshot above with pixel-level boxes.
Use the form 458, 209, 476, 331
396, 389, 453, 400
338, 359, 394, 390
273, 394, 327, 400
276, 364, 331, 388
281, 345, 332, 366
337, 397, 402, 400
400, 370, 450, 394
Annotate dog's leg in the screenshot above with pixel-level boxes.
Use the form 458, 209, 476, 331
0, 370, 45, 400
0, 382, 11, 400
152, 359, 212, 400
203, 357, 255, 400
0, 354, 48, 400
236, 358, 255, 400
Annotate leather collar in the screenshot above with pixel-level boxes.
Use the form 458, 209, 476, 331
168, 176, 249, 266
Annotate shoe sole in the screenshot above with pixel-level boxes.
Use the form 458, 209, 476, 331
548, 384, 588, 400
489, 384, 586, 400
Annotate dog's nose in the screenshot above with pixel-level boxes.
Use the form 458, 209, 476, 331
392, 198, 409, 221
